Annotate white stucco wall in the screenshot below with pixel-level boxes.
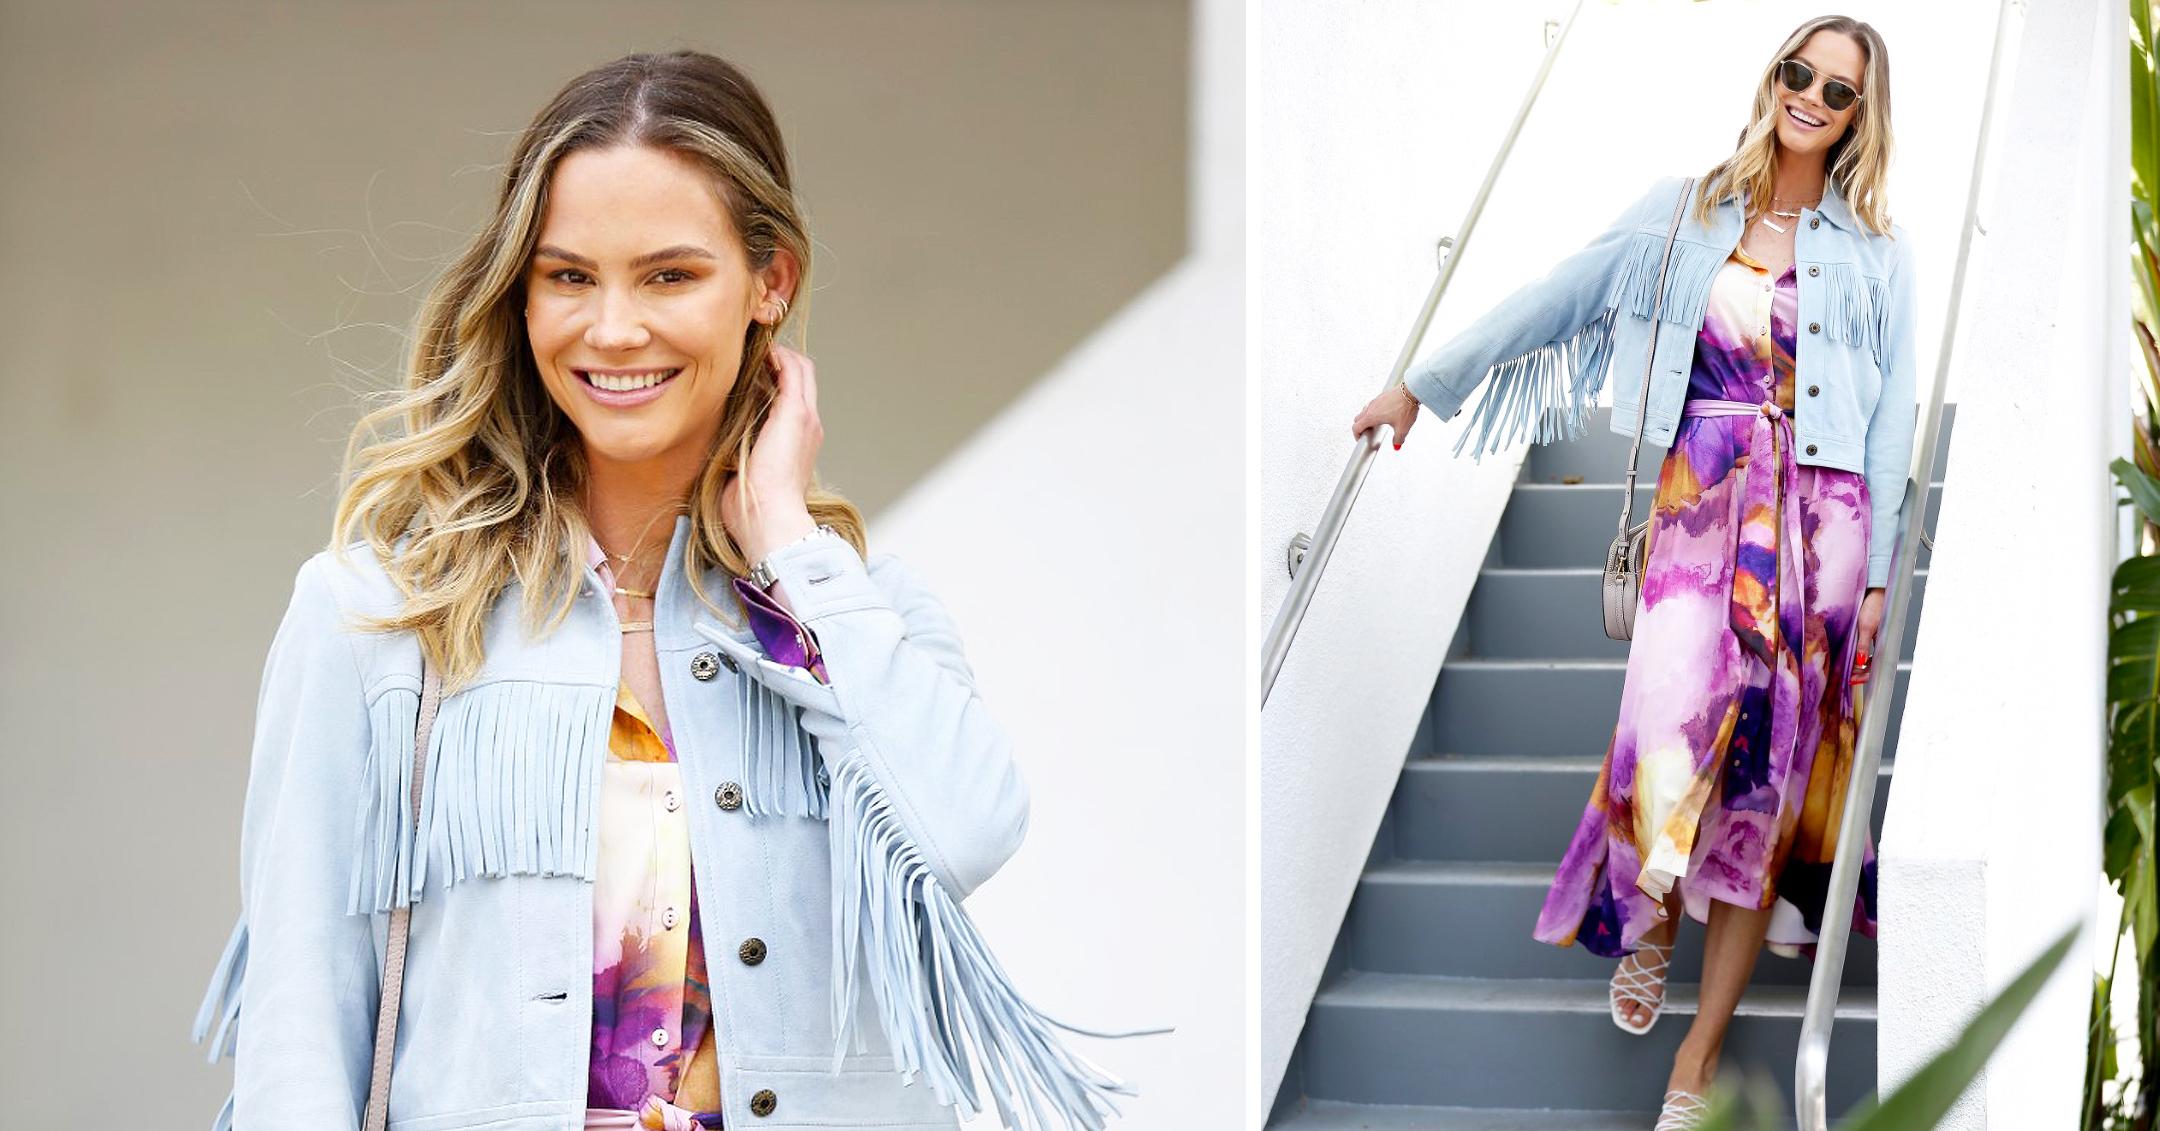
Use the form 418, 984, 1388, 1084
1876, 0, 2120, 1126
1257, 0, 1991, 1111
870, 1, 1244, 1127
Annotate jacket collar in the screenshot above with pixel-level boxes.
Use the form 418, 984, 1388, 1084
1710, 174, 1859, 237
1812, 176, 1859, 234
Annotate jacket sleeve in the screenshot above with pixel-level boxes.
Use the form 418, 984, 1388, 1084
1864, 231, 1920, 590
193, 553, 379, 1129
694, 534, 1149, 1131
711, 531, 1029, 898
1403, 175, 1676, 453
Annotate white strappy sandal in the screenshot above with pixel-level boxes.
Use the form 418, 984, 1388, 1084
1653, 1088, 1710, 1130
1609, 939, 1675, 1035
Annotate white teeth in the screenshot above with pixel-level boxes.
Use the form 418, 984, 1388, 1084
583, 369, 677, 392
1788, 106, 1825, 127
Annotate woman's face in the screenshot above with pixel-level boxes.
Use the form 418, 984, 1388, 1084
1771, 29, 1866, 161
524, 143, 794, 475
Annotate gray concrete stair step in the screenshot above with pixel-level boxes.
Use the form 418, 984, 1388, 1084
1271, 1099, 1648, 1130
1520, 404, 1956, 485
1423, 659, 1911, 760
1387, 755, 1893, 866
1346, 858, 1878, 987
1302, 972, 1875, 1113
1465, 566, 1930, 661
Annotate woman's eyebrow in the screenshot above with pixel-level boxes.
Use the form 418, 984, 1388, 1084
532, 244, 717, 269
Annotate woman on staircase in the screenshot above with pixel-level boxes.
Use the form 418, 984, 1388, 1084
1351, 16, 1915, 1129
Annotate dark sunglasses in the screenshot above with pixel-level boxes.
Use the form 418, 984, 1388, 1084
1778, 58, 1863, 113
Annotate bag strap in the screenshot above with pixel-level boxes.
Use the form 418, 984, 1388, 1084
1617, 175, 1697, 540
363, 654, 442, 1131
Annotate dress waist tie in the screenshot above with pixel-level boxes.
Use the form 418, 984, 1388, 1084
1674, 397, 1826, 774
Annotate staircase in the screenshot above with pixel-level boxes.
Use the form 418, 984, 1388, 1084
1269, 404, 1952, 1129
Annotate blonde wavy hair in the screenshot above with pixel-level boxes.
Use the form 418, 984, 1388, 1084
1691, 15, 1895, 239
330, 50, 866, 692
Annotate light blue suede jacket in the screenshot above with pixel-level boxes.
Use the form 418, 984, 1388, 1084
190, 520, 1123, 1131
1403, 173, 1919, 589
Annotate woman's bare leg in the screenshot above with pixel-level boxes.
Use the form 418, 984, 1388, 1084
1614, 888, 1685, 1030
1666, 896, 1774, 1094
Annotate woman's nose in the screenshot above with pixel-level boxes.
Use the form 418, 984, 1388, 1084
586, 288, 651, 349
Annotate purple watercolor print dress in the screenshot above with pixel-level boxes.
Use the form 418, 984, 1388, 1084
1534, 244, 1882, 962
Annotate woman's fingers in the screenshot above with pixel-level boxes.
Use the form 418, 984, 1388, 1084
767, 343, 823, 443
1351, 391, 1415, 447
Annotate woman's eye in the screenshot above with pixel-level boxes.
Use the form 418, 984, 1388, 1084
544, 268, 693, 285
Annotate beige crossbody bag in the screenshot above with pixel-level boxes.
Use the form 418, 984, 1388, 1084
1603, 176, 1696, 641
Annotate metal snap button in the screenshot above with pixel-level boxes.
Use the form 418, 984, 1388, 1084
1808, 385, 1820, 396
1807, 321, 1821, 334
749, 1089, 777, 1117
1810, 217, 1820, 229
690, 653, 720, 681
1806, 443, 1819, 456
1808, 265, 1820, 277
739, 937, 767, 966
714, 782, 743, 811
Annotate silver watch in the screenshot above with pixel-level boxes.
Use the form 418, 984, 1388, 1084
749, 523, 838, 589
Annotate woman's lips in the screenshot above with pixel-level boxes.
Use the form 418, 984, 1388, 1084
575, 367, 682, 407
1785, 104, 1827, 131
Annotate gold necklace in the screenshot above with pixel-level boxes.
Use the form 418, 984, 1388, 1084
1759, 191, 1823, 233
597, 502, 688, 634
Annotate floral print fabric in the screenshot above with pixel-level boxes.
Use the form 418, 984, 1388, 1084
1533, 244, 1881, 961
581, 538, 829, 1130
583, 539, 720, 1129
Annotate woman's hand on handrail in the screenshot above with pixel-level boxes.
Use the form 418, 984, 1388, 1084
1352, 383, 1421, 450
1850, 586, 1885, 685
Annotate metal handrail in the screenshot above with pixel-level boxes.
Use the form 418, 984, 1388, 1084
1260, 1, 1585, 705
1794, 0, 2014, 1124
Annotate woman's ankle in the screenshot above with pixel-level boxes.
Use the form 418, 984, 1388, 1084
1667, 1041, 1719, 1094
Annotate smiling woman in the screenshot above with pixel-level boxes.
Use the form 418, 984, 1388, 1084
191, 48, 1149, 1131
1343, 13, 1913, 1129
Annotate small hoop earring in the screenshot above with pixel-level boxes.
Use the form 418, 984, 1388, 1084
770, 295, 790, 321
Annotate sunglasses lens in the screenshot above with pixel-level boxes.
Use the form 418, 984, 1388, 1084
1779, 59, 1812, 93
1822, 81, 1858, 112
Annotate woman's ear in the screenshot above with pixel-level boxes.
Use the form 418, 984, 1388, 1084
756, 249, 801, 325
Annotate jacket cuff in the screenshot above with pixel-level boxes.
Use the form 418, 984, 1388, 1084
1867, 558, 1891, 590
761, 529, 886, 622
732, 575, 827, 684
1404, 361, 1467, 423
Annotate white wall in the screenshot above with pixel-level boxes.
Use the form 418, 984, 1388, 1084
870, 1, 1244, 1127
1256, 0, 1991, 1111
1877, 0, 2120, 1125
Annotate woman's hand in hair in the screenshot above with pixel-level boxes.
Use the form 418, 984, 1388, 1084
1352, 383, 1421, 450
723, 342, 821, 565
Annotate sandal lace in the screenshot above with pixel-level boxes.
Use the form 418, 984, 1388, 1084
1654, 1088, 1710, 1130
1610, 939, 1675, 1013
